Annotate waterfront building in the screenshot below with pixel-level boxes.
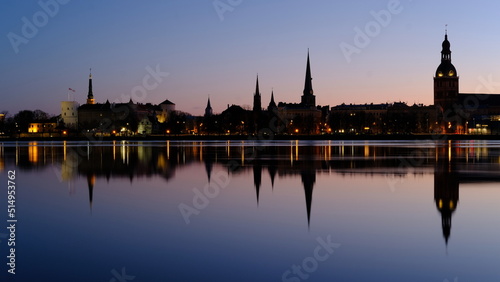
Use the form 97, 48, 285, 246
60, 101, 79, 129
434, 32, 500, 134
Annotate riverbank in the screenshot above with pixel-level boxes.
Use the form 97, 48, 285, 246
1, 133, 500, 142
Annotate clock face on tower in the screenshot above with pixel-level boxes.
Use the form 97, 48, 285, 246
448, 70, 454, 76
437, 71, 443, 77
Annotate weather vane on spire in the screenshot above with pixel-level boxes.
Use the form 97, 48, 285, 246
445, 24, 448, 34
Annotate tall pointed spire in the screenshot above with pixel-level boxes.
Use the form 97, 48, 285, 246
301, 50, 316, 107
86, 69, 95, 105
255, 74, 260, 96
303, 50, 313, 96
253, 74, 261, 112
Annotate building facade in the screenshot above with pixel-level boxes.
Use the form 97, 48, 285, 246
434, 32, 500, 134
77, 72, 171, 135
61, 101, 79, 129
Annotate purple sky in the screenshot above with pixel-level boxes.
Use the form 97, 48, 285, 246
3, 0, 500, 116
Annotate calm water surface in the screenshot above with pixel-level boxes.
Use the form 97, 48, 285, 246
1, 140, 500, 281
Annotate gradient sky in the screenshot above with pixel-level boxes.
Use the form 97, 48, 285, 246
3, 0, 500, 116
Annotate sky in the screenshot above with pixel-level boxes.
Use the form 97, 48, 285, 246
3, 0, 500, 117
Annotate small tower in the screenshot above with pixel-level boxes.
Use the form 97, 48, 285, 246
60, 101, 79, 129
267, 89, 277, 112
86, 70, 95, 105
253, 75, 262, 112
205, 96, 213, 117
301, 50, 316, 108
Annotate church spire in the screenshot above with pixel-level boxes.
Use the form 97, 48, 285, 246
303, 50, 313, 96
86, 69, 95, 105
441, 30, 451, 62
255, 74, 260, 96
301, 50, 316, 107
253, 74, 261, 112
435, 29, 457, 78
205, 96, 213, 117
268, 89, 277, 111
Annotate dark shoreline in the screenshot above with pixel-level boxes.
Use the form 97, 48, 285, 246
1, 134, 500, 142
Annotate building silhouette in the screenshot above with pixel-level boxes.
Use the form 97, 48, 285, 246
40, 31, 500, 136
76, 71, 177, 135
86, 71, 95, 105
301, 50, 315, 107
253, 75, 262, 113
434, 31, 459, 133
278, 51, 323, 134
204, 96, 213, 118
434, 32, 500, 134
267, 90, 277, 112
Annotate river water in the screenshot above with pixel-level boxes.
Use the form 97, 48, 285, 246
0, 140, 499, 281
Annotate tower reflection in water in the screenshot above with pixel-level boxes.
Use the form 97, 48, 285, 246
434, 144, 459, 245
3, 140, 500, 246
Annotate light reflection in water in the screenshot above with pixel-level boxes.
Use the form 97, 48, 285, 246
28, 141, 38, 163
3, 140, 500, 281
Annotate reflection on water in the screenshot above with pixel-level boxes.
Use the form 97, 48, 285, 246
2, 140, 500, 281
3, 140, 500, 241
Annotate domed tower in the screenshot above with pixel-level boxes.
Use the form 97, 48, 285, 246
434, 31, 459, 132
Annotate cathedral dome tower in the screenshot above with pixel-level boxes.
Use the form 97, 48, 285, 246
435, 33, 457, 78
434, 31, 459, 133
